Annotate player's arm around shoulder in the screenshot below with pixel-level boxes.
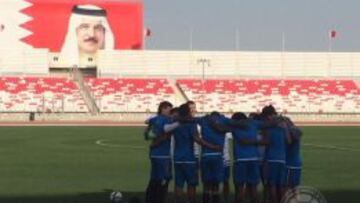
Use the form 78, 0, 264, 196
258, 118, 279, 129
193, 131, 221, 152
150, 118, 174, 148
238, 137, 263, 146
150, 133, 172, 148
279, 121, 292, 145
207, 115, 232, 134
143, 115, 156, 140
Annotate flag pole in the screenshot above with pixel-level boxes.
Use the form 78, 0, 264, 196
143, 28, 146, 50
235, 28, 240, 51
190, 27, 193, 51
281, 32, 285, 78
282, 32, 286, 53
235, 28, 240, 80
143, 28, 152, 50
328, 31, 332, 53
328, 30, 335, 77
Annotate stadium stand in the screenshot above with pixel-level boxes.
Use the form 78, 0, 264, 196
0, 77, 88, 112
85, 77, 176, 112
177, 79, 360, 113
0, 75, 359, 121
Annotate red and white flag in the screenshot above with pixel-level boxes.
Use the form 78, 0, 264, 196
144, 28, 152, 37
329, 30, 337, 39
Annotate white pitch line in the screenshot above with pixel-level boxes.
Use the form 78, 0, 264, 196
303, 143, 360, 152
95, 139, 146, 149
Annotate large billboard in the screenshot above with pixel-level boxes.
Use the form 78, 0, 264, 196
0, 0, 144, 68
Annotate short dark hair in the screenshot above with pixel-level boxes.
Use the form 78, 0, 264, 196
268, 105, 277, 115
249, 112, 261, 120
170, 107, 179, 115
187, 100, 196, 106
157, 101, 173, 115
261, 105, 277, 118
179, 103, 191, 118
232, 112, 247, 120
210, 111, 221, 117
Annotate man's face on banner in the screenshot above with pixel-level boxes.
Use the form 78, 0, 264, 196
76, 18, 105, 54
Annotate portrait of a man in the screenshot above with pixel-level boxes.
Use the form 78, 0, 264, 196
61, 4, 115, 67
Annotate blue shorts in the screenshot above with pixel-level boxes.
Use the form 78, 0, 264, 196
286, 167, 301, 187
195, 157, 200, 169
201, 155, 224, 184
265, 162, 286, 186
174, 163, 199, 188
150, 158, 172, 182
259, 161, 266, 184
223, 164, 230, 183
233, 161, 260, 185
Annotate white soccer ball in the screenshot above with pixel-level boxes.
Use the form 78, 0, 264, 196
110, 191, 123, 203
282, 186, 327, 203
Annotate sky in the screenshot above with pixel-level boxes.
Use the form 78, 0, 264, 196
144, 0, 360, 52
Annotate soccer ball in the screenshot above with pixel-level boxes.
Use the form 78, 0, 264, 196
282, 187, 327, 203
110, 191, 123, 203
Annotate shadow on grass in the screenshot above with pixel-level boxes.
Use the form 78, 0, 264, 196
0, 189, 358, 203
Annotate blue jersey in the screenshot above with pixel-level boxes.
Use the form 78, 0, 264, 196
198, 115, 231, 156
265, 126, 287, 163
173, 123, 198, 163
232, 119, 263, 161
148, 115, 172, 158
286, 135, 302, 167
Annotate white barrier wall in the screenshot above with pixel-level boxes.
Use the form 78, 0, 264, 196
1, 49, 359, 77
0, 49, 49, 74
97, 50, 360, 78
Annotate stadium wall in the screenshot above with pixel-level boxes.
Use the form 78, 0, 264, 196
1, 112, 360, 126
0, 49, 48, 75
97, 50, 360, 78
1, 48, 359, 78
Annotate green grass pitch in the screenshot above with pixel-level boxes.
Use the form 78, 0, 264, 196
0, 126, 359, 203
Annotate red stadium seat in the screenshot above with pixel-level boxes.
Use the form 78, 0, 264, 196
177, 79, 360, 113
85, 78, 176, 112
0, 77, 88, 112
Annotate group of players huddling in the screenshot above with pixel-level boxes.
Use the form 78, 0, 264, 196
144, 101, 302, 203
